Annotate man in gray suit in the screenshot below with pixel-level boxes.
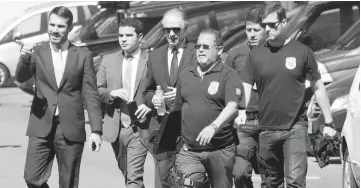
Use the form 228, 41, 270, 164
97, 18, 151, 188
16, 6, 103, 188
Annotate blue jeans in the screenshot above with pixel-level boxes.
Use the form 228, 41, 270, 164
234, 121, 266, 188
175, 144, 236, 188
258, 124, 308, 188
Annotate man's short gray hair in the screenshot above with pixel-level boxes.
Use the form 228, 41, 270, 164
162, 8, 188, 27
199, 28, 223, 46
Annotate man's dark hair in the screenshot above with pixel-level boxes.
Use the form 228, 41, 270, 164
49, 6, 73, 26
119, 18, 144, 35
264, 1, 286, 21
245, 6, 265, 25
200, 28, 223, 46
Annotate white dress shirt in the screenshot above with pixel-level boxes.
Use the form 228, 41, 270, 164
167, 47, 183, 75
50, 41, 69, 116
122, 48, 141, 101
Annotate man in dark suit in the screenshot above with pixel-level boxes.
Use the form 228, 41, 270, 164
16, 6, 103, 188
142, 8, 197, 188
97, 18, 151, 188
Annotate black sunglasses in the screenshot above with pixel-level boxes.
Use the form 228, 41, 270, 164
195, 44, 218, 50
261, 21, 280, 29
162, 27, 182, 34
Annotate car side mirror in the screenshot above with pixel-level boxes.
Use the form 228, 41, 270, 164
12, 31, 23, 41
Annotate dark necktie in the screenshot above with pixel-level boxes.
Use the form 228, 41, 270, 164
170, 48, 179, 84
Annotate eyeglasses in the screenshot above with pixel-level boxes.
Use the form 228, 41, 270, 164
261, 21, 280, 29
195, 44, 218, 50
162, 27, 182, 34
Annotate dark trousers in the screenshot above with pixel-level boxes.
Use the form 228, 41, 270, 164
175, 144, 236, 188
234, 121, 266, 188
24, 116, 84, 188
258, 124, 308, 188
111, 126, 148, 188
154, 156, 175, 188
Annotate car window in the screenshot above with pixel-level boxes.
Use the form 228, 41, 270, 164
0, 31, 13, 44
93, 14, 118, 37
83, 5, 100, 20
334, 20, 360, 50
68, 6, 79, 24
76, 10, 119, 42
184, 14, 211, 43
14, 13, 42, 37
215, 8, 248, 30
301, 5, 359, 51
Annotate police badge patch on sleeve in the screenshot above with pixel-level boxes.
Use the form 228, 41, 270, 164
285, 57, 297, 70
208, 81, 219, 95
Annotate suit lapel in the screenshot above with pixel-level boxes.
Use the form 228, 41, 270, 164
161, 46, 171, 86
59, 45, 78, 89
133, 50, 147, 98
115, 51, 124, 88
172, 42, 194, 86
40, 43, 58, 89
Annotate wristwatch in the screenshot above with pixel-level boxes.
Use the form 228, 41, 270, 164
209, 124, 218, 131
324, 121, 336, 129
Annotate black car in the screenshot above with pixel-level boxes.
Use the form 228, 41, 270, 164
224, 1, 360, 53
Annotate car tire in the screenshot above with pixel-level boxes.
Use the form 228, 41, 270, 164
343, 148, 358, 188
0, 63, 9, 88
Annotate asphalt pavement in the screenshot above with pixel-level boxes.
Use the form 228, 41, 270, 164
0, 87, 343, 188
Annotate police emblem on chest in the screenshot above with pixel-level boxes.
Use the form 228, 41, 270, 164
285, 57, 297, 70
208, 81, 219, 95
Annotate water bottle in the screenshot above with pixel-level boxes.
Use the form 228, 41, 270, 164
155, 85, 166, 116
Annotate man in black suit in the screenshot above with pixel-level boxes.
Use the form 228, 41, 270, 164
16, 6, 103, 188
142, 8, 197, 188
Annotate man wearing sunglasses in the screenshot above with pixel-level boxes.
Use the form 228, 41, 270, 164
225, 6, 267, 188
238, 2, 336, 188
172, 28, 244, 188
142, 8, 197, 188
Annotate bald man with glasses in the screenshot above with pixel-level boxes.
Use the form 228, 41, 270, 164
172, 28, 244, 188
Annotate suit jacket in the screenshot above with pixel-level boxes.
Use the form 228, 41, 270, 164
141, 41, 196, 159
143, 41, 197, 110
15, 42, 103, 142
97, 50, 150, 143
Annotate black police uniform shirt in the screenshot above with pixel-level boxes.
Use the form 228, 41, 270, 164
241, 39, 321, 130
225, 44, 260, 113
174, 59, 245, 151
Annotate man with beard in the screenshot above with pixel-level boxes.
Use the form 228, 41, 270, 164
238, 2, 337, 187
97, 18, 151, 188
16, 6, 103, 188
172, 28, 243, 188
225, 7, 266, 188
142, 8, 197, 188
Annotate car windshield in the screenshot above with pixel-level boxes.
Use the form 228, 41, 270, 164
72, 9, 119, 43
333, 20, 360, 50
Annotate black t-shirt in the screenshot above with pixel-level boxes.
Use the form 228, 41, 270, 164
241, 40, 321, 130
174, 60, 244, 151
225, 46, 260, 113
